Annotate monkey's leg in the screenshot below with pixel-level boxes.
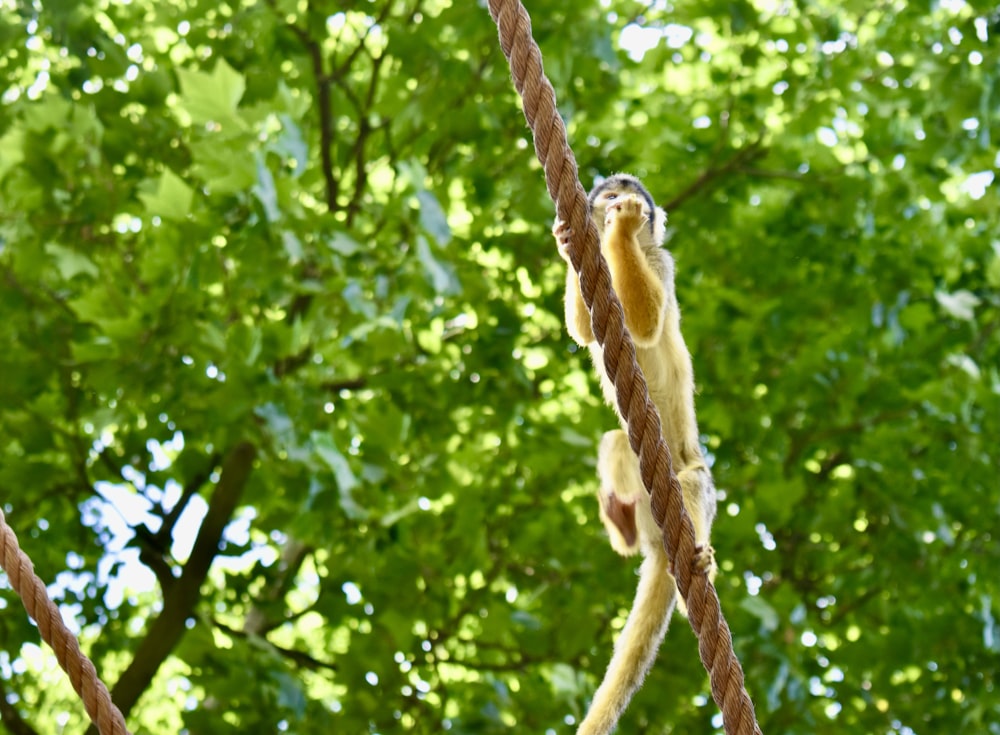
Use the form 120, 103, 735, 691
597, 430, 651, 556
602, 198, 665, 346
553, 219, 595, 345
676, 463, 717, 582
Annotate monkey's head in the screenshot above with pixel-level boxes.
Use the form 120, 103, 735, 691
588, 173, 666, 245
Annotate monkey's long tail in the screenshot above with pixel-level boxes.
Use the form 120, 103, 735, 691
576, 548, 678, 735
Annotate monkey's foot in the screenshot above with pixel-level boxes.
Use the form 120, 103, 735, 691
552, 219, 573, 262
599, 490, 640, 556
604, 194, 648, 230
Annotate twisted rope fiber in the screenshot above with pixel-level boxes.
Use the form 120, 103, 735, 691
0, 509, 130, 735
486, 2, 762, 733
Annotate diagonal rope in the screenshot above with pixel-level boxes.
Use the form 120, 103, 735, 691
485, 2, 762, 733
0, 509, 130, 735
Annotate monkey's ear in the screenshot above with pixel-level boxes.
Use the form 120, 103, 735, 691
652, 206, 668, 244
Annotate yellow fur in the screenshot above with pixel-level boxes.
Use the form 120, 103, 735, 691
554, 174, 717, 735
577, 549, 677, 735
564, 265, 595, 345
600, 195, 665, 346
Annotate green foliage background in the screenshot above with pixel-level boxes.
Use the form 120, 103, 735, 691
1, 0, 998, 733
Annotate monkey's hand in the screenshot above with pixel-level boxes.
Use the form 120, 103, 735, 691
694, 544, 718, 583
552, 219, 576, 263
604, 194, 648, 234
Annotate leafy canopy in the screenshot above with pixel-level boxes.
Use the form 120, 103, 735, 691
0, 0, 998, 733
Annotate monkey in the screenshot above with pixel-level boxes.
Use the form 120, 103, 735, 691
553, 174, 717, 735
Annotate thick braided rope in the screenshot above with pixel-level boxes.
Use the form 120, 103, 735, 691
0, 509, 130, 735
486, 2, 762, 733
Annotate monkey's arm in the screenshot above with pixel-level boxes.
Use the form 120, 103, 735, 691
603, 201, 666, 346
554, 219, 595, 345
565, 267, 595, 345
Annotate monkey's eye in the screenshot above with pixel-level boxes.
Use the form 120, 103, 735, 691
605, 193, 618, 201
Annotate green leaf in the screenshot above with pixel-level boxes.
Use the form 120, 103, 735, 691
175, 58, 247, 128
282, 231, 303, 263
271, 114, 308, 176
311, 431, 367, 520
45, 243, 98, 280
416, 235, 460, 295
70, 336, 119, 362
416, 189, 451, 245
67, 288, 118, 325
0, 127, 25, 181
190, 138, 256, 194
740, 595, 780, 632
140, 169, 194, 221
254, 153, 280, 222
328, 232, 362, 256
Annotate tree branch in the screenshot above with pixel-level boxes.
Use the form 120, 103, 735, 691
153, 452, 221, 549
0, 677, 40, 735
663, 140, 766, 212
266, 0, 338, 211
213, 618, 337, 672
344, 52, 384, 228
321, 376, 368, 393
84, 442, 256, 733
737, 166, 811, 181
243, 538, 311, 637
304, 38, 338, 212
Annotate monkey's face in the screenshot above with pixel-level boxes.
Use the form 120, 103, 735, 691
588, 174, 663, 242
590, 188, 651, 236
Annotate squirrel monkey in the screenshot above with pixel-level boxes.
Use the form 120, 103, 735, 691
553, 174, 717, 735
